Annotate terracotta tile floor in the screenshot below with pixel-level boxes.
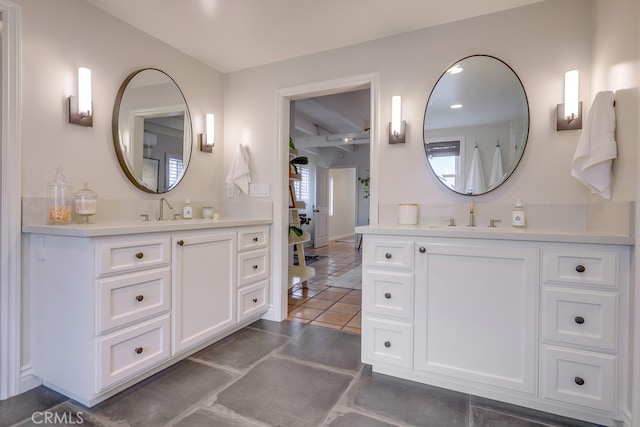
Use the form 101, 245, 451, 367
288, 239, 362, 334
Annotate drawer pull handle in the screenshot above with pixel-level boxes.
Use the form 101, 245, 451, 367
575, 264, 586, 273
252, 298, 258, 303
384, 292, 391, 299
134, 347, 143, 355
574, 376, 585, 386
574, 316, 585, 325
419, 246, 426, 253
253, 237, 259, 242
253, 264, 259, 270
384, 341, 391, 348
135, 295, 144, 302
135, 252, 144, 259
385, 253, 392, 259
177, 240, 184, 246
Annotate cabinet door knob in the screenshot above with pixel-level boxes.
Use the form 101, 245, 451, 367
135, 295, 144, 302
253, 264, 259, 270
384, 341, 391, 348
134, 347, 143, 355
574, 376, 585, 386
135, 252, 144, 259
574, 316, 585, 325
253, 237, 259, 242
419, 246, 426, 253
252, 298, 258, 303
177, 240, 184, 246
385, 253, 392, 259
575, 264, 586, 273
384, 292, 391, 299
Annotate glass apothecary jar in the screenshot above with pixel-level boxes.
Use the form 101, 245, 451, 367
73, 182, 98, 223
47, 167, 72, 224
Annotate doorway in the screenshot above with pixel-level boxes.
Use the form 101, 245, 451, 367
270, 73, 378, 323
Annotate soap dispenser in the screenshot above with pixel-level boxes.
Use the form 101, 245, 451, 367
512, 199, 526, 228
182, 198, 193, 219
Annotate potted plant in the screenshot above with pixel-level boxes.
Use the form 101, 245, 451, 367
358, 171, 370, 199
288, 138, 308, 178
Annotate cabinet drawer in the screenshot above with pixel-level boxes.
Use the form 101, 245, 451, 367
96, 237, 171, 276
238, 227, 269, 251
541, 345, 616, 413
237, 280, 268, 321
364, 240, 413, 270
362, 317, 412, 369
96, 268, 171, 334
96, 315, 170, 392
542, 287, 617, 351
363, 271, 413, 321
237, 249, 269, 288
542, 249, 617, 288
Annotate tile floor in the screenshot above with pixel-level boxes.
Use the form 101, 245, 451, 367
288, 240, 362, 334
1, 320, 599, 427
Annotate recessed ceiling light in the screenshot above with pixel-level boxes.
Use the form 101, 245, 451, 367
448, 65, 463, 74
450, 104, 463, 109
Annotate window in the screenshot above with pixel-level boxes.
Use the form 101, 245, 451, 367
167, 157, 183, 187
328, 174, 334, 216
293, 166, 310, 204
426, 138, 463, 191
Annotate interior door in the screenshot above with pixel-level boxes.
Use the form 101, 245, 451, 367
314, 166, 329, 248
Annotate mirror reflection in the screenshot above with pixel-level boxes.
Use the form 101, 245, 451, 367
423, 55, 529, 195
112, 68, 192, 193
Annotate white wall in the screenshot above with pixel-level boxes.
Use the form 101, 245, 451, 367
225, 0, 637, 211
17, 0, 225, 206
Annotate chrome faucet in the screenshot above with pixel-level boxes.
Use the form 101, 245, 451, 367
467, 201, 475, 227
159, 198, 173, 220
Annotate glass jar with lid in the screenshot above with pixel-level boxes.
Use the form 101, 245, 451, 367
47, 167, 72, 224
73, 182, 98, 223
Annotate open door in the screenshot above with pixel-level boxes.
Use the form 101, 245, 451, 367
313, 166, 329, 248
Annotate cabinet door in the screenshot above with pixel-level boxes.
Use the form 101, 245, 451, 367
414, 243, 538, 394
172, 231, 236, 355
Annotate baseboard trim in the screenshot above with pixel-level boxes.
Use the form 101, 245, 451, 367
20, 364, 42, 394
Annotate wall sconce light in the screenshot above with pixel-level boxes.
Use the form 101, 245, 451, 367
68, 67, 93, 127
556, 69, 582, 131
200, 113, 214, 152
389, 95, 406, 144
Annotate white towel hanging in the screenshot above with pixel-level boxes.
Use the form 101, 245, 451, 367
465, 145, 486, 194
488, 143, 504, 189
226, 144, 251, 194
571, 91, 616, 199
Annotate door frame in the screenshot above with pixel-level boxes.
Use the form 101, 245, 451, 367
265, 73, 378, 321
0, 0, 22, 399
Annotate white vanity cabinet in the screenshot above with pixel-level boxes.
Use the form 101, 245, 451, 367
172, 231, 236, 355
26, 221, 270, 407
236, 227, 270, 322
414, 243, 539, 395
359, 229, 631, 426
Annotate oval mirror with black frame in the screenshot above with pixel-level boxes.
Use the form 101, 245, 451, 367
112, 68, 193, 194
423, 55, 529, 195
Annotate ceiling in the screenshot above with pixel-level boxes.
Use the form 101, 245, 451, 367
83, 0, 542, 152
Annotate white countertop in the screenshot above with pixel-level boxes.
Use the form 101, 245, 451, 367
356, 225, 634, 246
23, 218, 272, 237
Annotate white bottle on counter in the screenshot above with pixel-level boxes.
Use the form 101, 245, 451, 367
182, 198, 193, 219
512, 199, 526, 228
